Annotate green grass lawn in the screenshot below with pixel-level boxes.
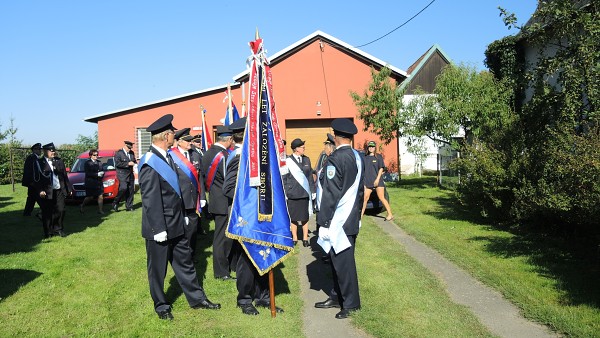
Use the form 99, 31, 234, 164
1, 184, 496, 337
387, 177, 600, 338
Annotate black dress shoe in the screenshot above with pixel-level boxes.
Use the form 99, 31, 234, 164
125, 208, 133, 211
216, 275, 236, 281
302, 240, 309, 247
157, 309, 174, 320
56, 230, 67, 238
335, 307, 360, 319
294, 240, 298, 246
112, 204, 119, 212
192, 299, 221, 310
238, 304, 259, 315
255, 302, 284, 313
315, 298, 341, 309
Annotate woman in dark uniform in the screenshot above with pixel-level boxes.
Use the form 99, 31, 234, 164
80, 149, 105, 214
360, 141, 393, 220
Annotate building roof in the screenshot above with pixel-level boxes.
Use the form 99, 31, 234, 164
399, 43, 452, 91
232, 30, 407, 82
84, 31, 407, 124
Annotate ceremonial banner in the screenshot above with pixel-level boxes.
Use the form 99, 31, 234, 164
226, 35, 293, 275
200, 106, 212, 151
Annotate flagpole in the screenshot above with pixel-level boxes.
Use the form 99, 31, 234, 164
227, 83, 233, 122
269, 270, 276, 318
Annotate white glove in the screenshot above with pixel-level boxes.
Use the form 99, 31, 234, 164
97, 171, 104, 177
153, 231, 168, 242
312, 193, 316, 200
184, 217, 190, 225
200, 200, 206, 208
318, 227, 330, 241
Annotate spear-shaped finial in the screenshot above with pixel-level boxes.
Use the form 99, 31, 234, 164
255, 27, 260, 40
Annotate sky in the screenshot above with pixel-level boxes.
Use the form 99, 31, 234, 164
0, 0, 538, 146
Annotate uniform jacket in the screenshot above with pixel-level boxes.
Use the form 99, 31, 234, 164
283, 154, 315, 200
201, 144, 229, 215
115, 148, 136, 182
316, 146, 364, 236
223, 146, 240, 200
22, 153, 38, 187
188, 145, 207, 202
84, 159, 103, 190
33, 156, 71, 199
139, 147, 185, 240
171, 147, 206, 211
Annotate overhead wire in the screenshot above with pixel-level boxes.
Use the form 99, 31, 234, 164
354, 0, 437, 48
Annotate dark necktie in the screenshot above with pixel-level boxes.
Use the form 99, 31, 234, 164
166, 154, 176, 171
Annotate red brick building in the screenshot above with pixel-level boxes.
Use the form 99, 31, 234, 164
84, 31, 407, 172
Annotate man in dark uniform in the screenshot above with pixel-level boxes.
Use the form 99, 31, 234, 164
22, 142, 42, 216
190, 134, 205, 162
190, 134, 208, 236
315, 118, 365, 319
223, 117, 284, 315
113, 140, 137, 212
170, 127, 207, 260
138, 114, 220, 320
33, 142, 72, 238
201, 126, 235, 280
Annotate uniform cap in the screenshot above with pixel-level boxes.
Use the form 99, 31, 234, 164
42, 142, 56, 150
228, 117, 247, 132
216, 125, 232, 136
324, 133, 335, 145
174, 128, 191, 140
146, 114, 176, 135
331, 118, 358, 138
124, 140, 134, 146
31, 143, 42, 150
291, 138, 305, 149
191, 134, 202, 142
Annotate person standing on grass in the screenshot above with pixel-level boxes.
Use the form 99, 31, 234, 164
33, 142, 72, 238
138, 114, 221, 321
315, 118, 364, 319
361, 140, 393, 221
169, 127, 206, 261
112, 140, 136, 212
283, 138, 316, 247
79, 149, 105, 214
202, 126, 236, 281
223, 117, 285, 316
22, 142, 42, 217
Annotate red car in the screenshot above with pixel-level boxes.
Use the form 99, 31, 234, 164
67, 150, 120, 201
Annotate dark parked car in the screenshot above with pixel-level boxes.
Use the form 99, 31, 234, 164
67, 150, 119, 202
364, 186, 390, 214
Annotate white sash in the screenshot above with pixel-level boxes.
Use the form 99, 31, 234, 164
285, 157, 313, 216
317, 149, 362, 254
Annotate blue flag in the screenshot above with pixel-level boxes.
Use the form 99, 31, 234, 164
225, 35, 293, 275
225, 117, 293, 275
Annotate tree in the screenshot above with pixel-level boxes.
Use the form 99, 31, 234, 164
486, 0, 600, 230
350, 66, 403, 145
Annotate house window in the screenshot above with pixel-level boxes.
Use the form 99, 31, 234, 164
136, 128, 151, 158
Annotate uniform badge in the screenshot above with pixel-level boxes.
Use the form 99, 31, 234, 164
326, 165, 336, 179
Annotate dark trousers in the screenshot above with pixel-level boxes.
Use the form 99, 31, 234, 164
23, 186, 38, 216
146, 235, 207, 313
184, 210, 200, 258
114, 179, 135, 209
212, 214, 234, 278
328, 234, 360, 309
234, 241, 269, 305
38, 190, 66, 237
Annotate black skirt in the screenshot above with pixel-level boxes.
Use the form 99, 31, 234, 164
287, 198, 309, 223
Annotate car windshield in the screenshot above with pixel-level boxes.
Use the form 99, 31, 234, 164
71, 157, 116, 173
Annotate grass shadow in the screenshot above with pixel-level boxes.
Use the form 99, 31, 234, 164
0, 269, 42, 302
0, 204, 105, 255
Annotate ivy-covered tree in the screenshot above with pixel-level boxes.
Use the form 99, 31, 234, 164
486, 0, 600, 231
